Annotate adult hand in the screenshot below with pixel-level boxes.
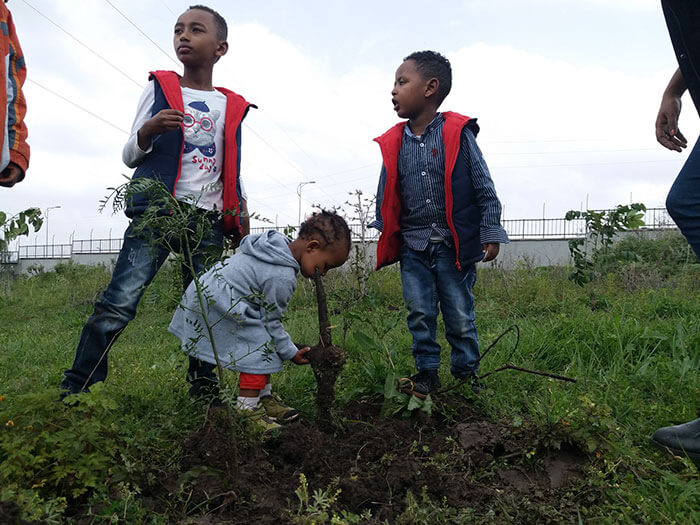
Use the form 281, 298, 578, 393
482, 243, 500, 262
291, 346, 311, 365
655, 92, 687, 152
0, 162, 24, 187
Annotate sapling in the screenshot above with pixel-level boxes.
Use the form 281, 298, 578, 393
102, 177, 235, 383
308, 271, 346, 432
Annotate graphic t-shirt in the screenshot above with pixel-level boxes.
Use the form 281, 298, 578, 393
123, 81, 246, 211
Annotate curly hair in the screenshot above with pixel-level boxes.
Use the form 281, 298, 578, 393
299, 210, 351, 252
404, 50, 452, 105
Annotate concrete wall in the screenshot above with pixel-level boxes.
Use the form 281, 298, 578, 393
12, 254, 117, 275
0, 238, 582, 275
4, 229, 683, 275
488, 239, 572, 270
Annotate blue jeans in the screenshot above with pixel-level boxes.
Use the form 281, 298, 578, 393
400, 242, 479, 377
61, 211, 224, 394
667, 136, 700, 260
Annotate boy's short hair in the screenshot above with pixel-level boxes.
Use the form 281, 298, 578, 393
404, 50, 452, 105
188, 5, 227, 41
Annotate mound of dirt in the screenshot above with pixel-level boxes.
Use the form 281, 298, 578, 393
172, 395, 593, 523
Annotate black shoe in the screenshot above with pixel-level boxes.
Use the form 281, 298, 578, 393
650, 417, 700, 460
452, 372, 486, 394
469, 375, 487, 394
189, 379, 223, 406
399, 370, 441, 399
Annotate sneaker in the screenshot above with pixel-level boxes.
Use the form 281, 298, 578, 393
237, 406, 282, 435
650, 417, 700, 460
260, 394, 300, 423
399, 370, 441, 399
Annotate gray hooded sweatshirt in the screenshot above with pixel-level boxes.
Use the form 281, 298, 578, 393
169, 231, 300, 374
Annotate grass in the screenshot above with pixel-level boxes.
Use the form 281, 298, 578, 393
1, 234, 700, 523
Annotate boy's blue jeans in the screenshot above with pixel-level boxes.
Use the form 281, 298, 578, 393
61, 213, 224, 394
666, 136, 700, 260
400, 242, 480, 378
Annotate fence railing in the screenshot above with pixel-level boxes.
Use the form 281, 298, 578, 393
0, 250, 18, 264
72, 238, 124, 254
17, 244, 72, 259
501, 207, 676, 240
1, 207, 678, 262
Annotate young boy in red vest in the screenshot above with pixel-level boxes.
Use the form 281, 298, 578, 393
61, 5, 253, 404
370, 50, 509, 398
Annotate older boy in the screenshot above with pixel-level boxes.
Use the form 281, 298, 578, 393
61, 5, 253, 401
371, 50, 508, 398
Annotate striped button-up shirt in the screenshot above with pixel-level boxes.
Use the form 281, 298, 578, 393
372, 113, 509, 251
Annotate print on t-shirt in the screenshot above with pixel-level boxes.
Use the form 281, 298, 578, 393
183, 101, 219, 174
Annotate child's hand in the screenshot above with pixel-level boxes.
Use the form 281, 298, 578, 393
137, 110, 184, 150
291, 346, 311, 365
482, 243, 500, 262
143, 109, 185, 135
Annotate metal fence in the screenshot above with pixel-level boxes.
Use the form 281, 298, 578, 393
503, 207, 676, 240
17, 244, 72, 259
72, 238, 124, 254
0, 250, 18, 264
249, 222, 381, 241
1, 207, 678, 262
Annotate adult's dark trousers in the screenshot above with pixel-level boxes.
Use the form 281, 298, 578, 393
666, 136, 700, 261
60, 214, 223, 394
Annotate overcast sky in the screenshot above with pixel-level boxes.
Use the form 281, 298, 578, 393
0, 0, 696, 246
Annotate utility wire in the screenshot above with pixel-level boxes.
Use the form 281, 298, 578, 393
492, 158, 684, 169
28, 79, 130, 135
488, 147, 659, 156
18, 0, 144, 89
159, 0, 177, 16
103, 0, 180, 67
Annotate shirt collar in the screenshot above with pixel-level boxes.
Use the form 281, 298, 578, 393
404, 112, 444, 139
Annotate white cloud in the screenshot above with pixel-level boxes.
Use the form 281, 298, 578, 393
2, 1, 692, 248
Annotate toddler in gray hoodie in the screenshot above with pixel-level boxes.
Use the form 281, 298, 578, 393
169, 210, 351, 432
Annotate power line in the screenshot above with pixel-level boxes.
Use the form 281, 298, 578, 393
243, 123, 307, 178
28, 79, 130, 135
159, 0, 177, 16
492, 158, 685, 169
487, 147, 659, 156
18, 0, 144, 88
489, 137, 620, 144
254, 107, 331, 170
103, 0, 180, 67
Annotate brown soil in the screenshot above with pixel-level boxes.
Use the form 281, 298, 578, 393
167, 395, 594, 524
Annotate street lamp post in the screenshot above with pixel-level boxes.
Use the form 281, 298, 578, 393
297, 181, 315, 229
45, 205, 61, 247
